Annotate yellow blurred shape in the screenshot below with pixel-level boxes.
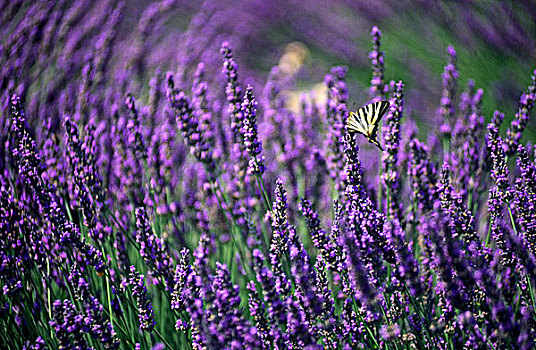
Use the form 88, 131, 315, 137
285, 82, 327, 114
278, 42, 310, 76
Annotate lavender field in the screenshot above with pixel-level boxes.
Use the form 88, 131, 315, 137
1, 1, 536, 349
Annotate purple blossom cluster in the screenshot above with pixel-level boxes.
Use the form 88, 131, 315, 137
1, 3, 536, 350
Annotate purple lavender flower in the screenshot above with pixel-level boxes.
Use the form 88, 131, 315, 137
128, 265, 156, 332
325, 66, 348, 196
22, 337, 47, 350
369, 26, 386, 101
314, 256, 339, 348
135, 207, 174, 289
192, 63, 217, 160
299, 198, 342, 272
407, 138, 438, 216
204, 263, 257, 348
514, 145, 536, 256
437, 164, 479, 246
487, 111, 510, 194
171, 248, 192, 313
64, 115, 106, 241
10, 95, 106, 275
269, 179, 292, 296
124, 93, 147, 161
67, 265, 120, 349
381, 80, 404, 220
50, 299, 91, 350
220, 41, 244, 143
241, 85, 265, 175
438, 46, 459, 140
505, 69, 536, 155
251, 249, 287, 348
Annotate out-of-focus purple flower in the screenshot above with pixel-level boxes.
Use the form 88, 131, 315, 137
124, 93, 147, 161
407, 138, 438, 217
381, 80, 404, 220
437, 164, 479, 246
505, 69, 536, 155
135, 207, 174, 290
438, 46, 459, 140
325, 66, 348, 196
22, 336, 47, 350
369, 26, 387, 101
166, 73, 218, 180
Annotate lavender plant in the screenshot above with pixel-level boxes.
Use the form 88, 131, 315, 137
1, 3, 536, 350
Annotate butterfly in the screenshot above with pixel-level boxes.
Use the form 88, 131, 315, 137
346, 100, 390, 150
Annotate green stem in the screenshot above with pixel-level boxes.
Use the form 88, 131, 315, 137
153, 328, 174, 349
526, 275, 536, 313
506, 202, 518, 235
104, 269, 115, 337
46, 257, 54, 340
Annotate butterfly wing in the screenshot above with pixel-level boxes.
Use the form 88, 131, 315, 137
346, 100, 390, 150
346, 111, 369, 136
366, 101, 390, 135
367, 101, 390, 135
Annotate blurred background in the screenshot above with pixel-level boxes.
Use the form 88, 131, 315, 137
1, 0, 535, 139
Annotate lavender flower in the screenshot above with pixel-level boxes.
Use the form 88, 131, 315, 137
220, 42, 251, 226
369, 26, 386, 101
381, 80, 404, 220
487, 111, 510, 194
325, 66, 348, 195
10, 95, 105, 275
50, 299, 91, 350
220, 42, 244, 143
505, 69, 536, 155
64, 115, 105, 241
299, 198, 341, 270
166, 73, 217, 180
135, 207, 174, 289
246, 281, 271, 349
514, 145, 536, 256
3, 11, 536, 350
241, 85, 265, 175
124, 93, 147, 161
22, 337, 47, 350
438, 46, 459, 140
68, 265, 120, 349
407, 138, 438, 216
269, 178, 291, 295
128, 265, 156, 332
171, 248, 192, 315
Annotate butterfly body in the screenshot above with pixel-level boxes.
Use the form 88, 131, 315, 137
346, 100, 390, 150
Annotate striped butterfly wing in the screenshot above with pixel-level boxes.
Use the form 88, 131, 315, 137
347, 111, 369, 136
366, 100, 390, 136
347, 101, 390, 137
